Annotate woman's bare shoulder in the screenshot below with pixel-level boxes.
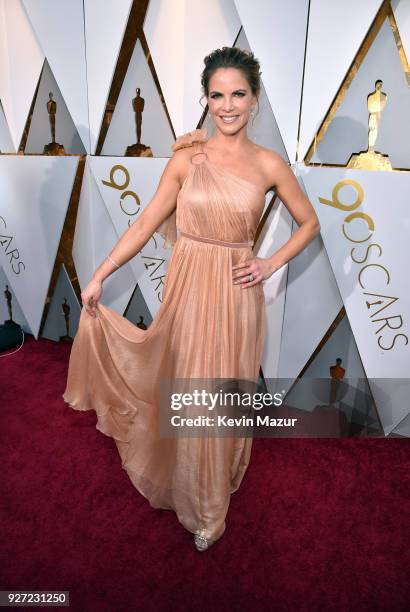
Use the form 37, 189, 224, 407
251, 144, 289, 189
253, 143, 288, 166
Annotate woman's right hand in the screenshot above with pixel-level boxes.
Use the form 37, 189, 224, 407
81, 279, 103, 317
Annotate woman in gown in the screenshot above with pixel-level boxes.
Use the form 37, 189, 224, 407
62, 46, 320, 551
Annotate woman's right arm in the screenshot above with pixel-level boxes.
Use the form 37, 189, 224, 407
81, 149, 188, 316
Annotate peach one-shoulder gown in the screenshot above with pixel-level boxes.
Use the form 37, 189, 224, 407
62, 128, 267, 544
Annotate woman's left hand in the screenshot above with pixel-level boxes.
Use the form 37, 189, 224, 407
232, 257, 277, 288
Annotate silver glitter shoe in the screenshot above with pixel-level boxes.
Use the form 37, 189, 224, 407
194, 530, 215, 552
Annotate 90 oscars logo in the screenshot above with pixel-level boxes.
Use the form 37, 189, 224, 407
0, 215, 25, 275
102, 164, 141, 228
101, 165, 167, 302
319, 179, 408, 351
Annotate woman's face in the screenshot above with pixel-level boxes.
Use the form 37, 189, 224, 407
207, 67, 256, 135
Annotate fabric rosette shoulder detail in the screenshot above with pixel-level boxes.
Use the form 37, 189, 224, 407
171, 127, 208, 152
159, 128, 207, 249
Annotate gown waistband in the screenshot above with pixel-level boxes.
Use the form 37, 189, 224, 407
179, 231, 253, 249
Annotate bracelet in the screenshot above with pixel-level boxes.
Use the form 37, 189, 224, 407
107, 254, 120, 269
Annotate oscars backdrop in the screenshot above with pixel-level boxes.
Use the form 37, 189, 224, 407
0, 0, 409, 437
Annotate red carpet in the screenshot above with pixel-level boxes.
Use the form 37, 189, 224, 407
1, 334, 409, 611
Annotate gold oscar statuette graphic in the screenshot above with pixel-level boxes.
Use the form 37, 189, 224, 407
43, 92, 66, 155
4, 284, 13, 322
59, 297, 72, 341
136, 315, 147, 330
329, 357, 345, 405
347, 80, 392, 170
126, 87, 153, 157
1, 284, 22, 349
